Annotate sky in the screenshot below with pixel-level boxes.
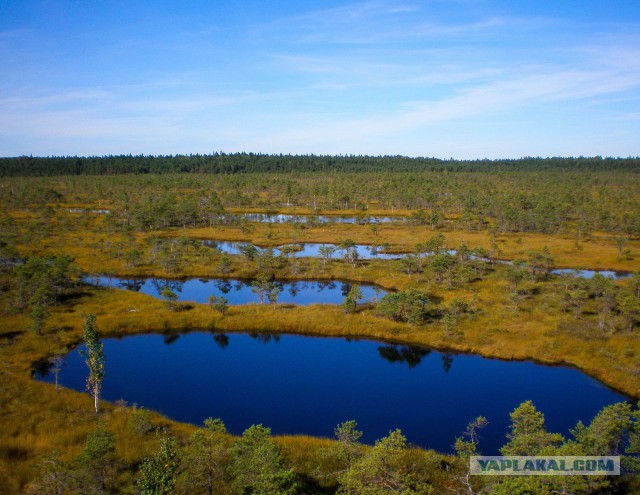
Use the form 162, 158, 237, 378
1, 0, 639, 159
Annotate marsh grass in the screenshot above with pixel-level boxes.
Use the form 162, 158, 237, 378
1, 195, 639, 493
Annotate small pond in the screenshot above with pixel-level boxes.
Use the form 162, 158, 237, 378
202, 241, 401, 260
86, 276, 387, 305
551, 268, 630, 279
201, 241, 631, 279
236, 213, 402, 224
66, 208, 111, 214
36, 332, 628, 454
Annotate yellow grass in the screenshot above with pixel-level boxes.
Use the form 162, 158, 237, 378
3, 281, 638, 491
2, 202, 640, 493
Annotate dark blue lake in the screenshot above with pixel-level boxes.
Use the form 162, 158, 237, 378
85, 276, 387, 305
35, 332, 627, 454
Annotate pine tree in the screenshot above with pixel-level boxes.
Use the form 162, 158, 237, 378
137, 433, 180, 495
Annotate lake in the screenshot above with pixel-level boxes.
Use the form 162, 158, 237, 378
35, 332, 628, 454
85, 276, 387, 305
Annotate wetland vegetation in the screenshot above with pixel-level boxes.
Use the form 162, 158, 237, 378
1, 155, 640, 494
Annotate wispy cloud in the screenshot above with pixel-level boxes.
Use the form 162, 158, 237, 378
262, 0, 556, 45
270, 52, 503, 90
1, 1, 639, 157
242, 58, 640, 153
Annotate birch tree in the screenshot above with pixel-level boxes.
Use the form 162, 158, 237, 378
82, 315, 105, 414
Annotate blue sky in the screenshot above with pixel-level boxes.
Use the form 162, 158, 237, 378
1, 0, 639, 158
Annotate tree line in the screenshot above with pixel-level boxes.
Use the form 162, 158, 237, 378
1, 153, 639, 176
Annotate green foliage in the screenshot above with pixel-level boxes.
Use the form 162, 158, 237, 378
486, 399, 640, 494
229, 424, 298, 495
630, 271, 640, 299
571, 402, 636, 458
208, 295, 229, 315
238, 243, 258, 262
318, 245, 336, 264
160, 286, 179, 311
415, 234, 446, 255
505, 260, 527, 289
618, 295, 640, 331
343, 284, 364, 313
526, 246, 555, 281
23, 451, 74, 495
15, 253, 74, 332
3, 154, 640, 177
399, 253, 423, 275
137, 433, 181, 495
333, 420, 364, 471
339, 239, 359, 268
338, 429, 431, 495
251, 274, 281, 307
28, 284, 51, 334
129, 406, 154, 435
75, 422, 116, 493
182, 418, 231, 495
451, 417, 488, 495
428, 253, 454, 282
218, 253, 232, 274
501, 401, 564, 456
408, 209, 429, 226
377, 289, 430, 324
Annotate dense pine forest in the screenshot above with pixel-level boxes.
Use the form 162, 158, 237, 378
1, 154, 639, 176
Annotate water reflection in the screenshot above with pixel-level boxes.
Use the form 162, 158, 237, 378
441, 353, 454, 373
213, 333, 230, 349
86, 276, 386, 306
117, 279, 145, 292
237, 213, 401, 224
249, 332, 281, 344
201, 241, 402, 260
32, 357, 55, 378
200, 240, 630, 279
215, 279, 233, 294
377, 345, 432, 368
163, 334, 180, 345
38, 332, 628, 454
150, 278, 184, 295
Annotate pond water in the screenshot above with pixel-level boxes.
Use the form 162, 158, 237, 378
551, 268, 630, 279
35, 332, 628, 454
202, 241, 402, 260
200, 241, 630, 279
236, 213, 402, 224
86, 276, 386, 305
66, 208, 111, 214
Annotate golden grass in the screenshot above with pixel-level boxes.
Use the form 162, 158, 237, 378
173, 222, 639, 272
0, 282, 640, 493
8, 205, 640, 273
2, 203, 640, 493
2, 277, 639, 493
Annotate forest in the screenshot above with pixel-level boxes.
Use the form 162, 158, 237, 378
1, 154, 640, 176
0, 156, 640, 494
